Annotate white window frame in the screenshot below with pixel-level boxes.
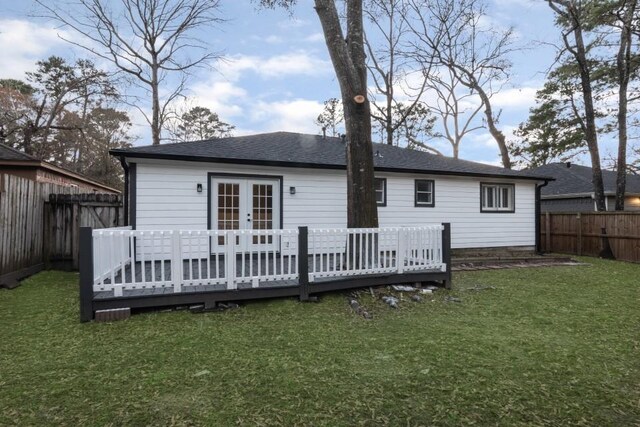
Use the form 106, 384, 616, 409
374, 178, 386, 206
415, 179, 435, 207
481, 183, 515, 213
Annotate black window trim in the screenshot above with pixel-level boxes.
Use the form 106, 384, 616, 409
374, 177, 387, 207
414, 179, 435, 207
480, 182, 515, 213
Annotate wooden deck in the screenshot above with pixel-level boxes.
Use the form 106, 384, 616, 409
80, 225, 453, 321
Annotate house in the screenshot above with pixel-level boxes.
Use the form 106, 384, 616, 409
75, 131, 553, 321
110, 132, 551, 252
530, 162, 640, 212
0, 142, 119, 193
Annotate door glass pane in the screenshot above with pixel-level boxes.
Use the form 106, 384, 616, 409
218, 183, 240, 244
252, 183, 273, 244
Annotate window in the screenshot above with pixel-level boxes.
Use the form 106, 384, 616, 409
481, 183, 515, 212
374, 178, 386, 206
415, 180, 435, 207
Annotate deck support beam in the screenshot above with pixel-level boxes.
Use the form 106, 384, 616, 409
442, 223, 452, 289
79, 227, 95, 322
298, 226, 310, 301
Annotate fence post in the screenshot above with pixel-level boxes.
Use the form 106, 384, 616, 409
298, 226, 309, 301
576, 213, 582, 256
442, 223, 452, 289
545, 212, 551, 252
171, 231, 183, 293
79, 227, 94, 322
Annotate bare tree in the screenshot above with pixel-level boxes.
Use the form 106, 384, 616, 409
364, 0, 429, 146
38, 0, 223, 145
405, 0, 515, 168
315, 97, 344, 137
548, 0, 607, 210
428, 67, 484, 159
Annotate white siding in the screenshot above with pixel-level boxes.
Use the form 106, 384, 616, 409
131, 158, 537, 249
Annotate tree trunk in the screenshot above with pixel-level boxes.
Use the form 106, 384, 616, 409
151, 59, 161, 146
572, 25, 606, 211
614, 0, 636, 211
315, 0, 378, 228
475, 86, 511, 169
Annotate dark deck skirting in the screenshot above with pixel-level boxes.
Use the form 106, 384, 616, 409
92, 269, 448, 312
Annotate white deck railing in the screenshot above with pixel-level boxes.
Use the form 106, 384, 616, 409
308, 226, 445, 281
91, 225, 446, 297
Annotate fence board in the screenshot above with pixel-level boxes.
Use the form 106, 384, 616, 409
540, 212, 640, 263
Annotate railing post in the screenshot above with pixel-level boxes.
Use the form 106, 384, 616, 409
298, 226, 309, 301
442, 223, 452, 289
79, 227, 94, 322
226, 231, 237, 290
171, 231, 183, 293
397, 228, 405, 274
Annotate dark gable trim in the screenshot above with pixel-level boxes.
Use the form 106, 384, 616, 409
480, 182, 516, 213
414, 179, 435, 208
374, 177, 387, 207
130, 163, 137, 229
206, 172, 284, 231
111, 150, 548, 182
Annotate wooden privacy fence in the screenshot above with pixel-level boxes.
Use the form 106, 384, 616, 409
0, 174, 79, 286
0, 173, 121, 288
45, 193, 123, 271
540, 212, 640, 263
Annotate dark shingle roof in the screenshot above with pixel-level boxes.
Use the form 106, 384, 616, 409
530, 162, 640, 196
111, 132, 550, 181
0, 143, 37, 161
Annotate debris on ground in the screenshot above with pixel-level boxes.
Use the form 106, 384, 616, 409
444, 296, 462, 303
193, 370, 210, 377
348, 298, 372, 319
411, 295, 423, 303
391, 285, 417, 292
382, 296, 399, 308
420, 289, 434, 294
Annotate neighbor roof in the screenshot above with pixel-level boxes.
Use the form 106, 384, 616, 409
111, 132, 551, 181
0, 142, 120, 193
530, 162, 640, 196
0, 143, 38, 161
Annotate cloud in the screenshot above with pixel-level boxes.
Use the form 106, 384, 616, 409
188, 79, 247, 119
0, 19, 73, 79
217, 51, 331, 81
491, 86, 539, 109
251, 99, 324, 133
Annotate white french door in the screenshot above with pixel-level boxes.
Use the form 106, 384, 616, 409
210, 177, 281, 252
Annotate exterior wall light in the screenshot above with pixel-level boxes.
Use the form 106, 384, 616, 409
197, 183, 203, 193
290, 186, 296, 195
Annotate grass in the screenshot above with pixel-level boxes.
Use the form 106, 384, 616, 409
1, 258, 639, 426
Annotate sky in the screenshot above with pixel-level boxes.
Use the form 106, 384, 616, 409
0, 0, 608, 167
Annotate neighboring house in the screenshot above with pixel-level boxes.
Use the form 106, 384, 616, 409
530, 162, 640, 212
110, 132, 552, 252
0, 143, 119, 193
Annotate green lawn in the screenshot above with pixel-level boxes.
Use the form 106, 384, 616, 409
1, 258, 639, 426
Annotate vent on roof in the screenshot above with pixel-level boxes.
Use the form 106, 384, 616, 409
566, 161, 572, 168
374, 150, 383, 158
